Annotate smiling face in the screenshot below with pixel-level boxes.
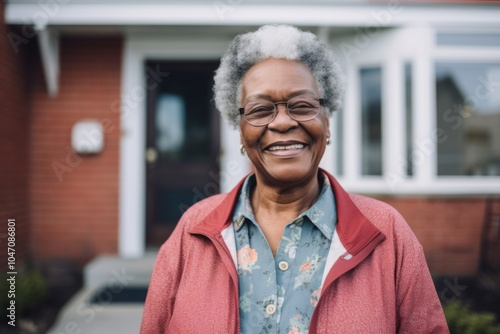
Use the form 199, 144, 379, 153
239, 58, 330, 186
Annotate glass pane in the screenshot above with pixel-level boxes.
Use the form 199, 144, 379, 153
155, 94, 186, 160
153, 68, 214, 163
436, 33, 500, 47
436, 62, 500, 176
405, 63, 413, 176
360, 67, 383, 176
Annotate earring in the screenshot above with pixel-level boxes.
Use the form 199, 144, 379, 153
326, 137, 332, 146
240, 144, 246, 156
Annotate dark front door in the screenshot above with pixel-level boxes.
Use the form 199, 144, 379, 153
146, 60, 220, 247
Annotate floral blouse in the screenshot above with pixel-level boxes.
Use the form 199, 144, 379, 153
232, 173, 337, 334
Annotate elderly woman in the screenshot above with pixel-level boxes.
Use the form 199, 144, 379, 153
141, 25, 448, 333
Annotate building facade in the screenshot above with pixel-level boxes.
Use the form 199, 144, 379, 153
2, 0, 500, 275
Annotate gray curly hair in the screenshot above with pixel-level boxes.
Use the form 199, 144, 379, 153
213, 24, 345, 128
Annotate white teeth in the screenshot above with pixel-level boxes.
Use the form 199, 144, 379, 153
268, 144, 304, 151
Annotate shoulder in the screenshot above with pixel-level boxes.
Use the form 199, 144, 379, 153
348, 193, 420, 247
156, 192, 231, 256
348, 194, 405, 225
177, 193, 229, 229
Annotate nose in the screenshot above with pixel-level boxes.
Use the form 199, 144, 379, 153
267, 103, 298, 131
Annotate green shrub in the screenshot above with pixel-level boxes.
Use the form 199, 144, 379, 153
445, 300, 500, 334
0, 267, 48, 316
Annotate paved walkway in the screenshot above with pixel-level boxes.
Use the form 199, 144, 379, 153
47, 254, 156, 334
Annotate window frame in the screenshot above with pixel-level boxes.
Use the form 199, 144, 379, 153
335, 26, 500, 195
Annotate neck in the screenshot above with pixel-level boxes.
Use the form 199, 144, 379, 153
251, 172, 321, 221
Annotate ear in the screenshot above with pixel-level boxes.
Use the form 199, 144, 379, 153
324, 115, 331, 140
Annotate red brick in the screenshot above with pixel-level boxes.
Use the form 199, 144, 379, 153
0, 2, 31, 271
377, 196, 487, 275
29, 36, 123, 266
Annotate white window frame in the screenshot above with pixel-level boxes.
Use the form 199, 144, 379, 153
334, 26, 500, 195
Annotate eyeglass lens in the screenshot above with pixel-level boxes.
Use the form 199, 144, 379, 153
242, 95, 321, 126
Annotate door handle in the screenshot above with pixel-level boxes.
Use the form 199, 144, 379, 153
146, 147, 158, 164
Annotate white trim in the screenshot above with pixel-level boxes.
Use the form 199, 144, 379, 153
36, 26, 59, 96
433, 49, 500, 60
383, 57, 406, 189
5, 3, 500, 27
343, 64, 360, 182
335, 176, 500, 195
413, 25, 436, 183
118, 37, 146, 258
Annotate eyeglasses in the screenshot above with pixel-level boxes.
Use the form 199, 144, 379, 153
239, 95, 325, 127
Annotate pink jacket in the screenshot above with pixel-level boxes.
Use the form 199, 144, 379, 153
141, 170, 449, 333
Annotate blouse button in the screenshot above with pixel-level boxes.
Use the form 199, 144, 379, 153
278, 261, 289, 271
266, 304, 276, 315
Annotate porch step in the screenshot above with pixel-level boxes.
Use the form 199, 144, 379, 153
47, 254, 158, 334
47, 288, 145, 334
84, 253, 157, 289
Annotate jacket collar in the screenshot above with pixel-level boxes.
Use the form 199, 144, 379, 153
326, 171, 383, 256
188, 169, 383, 256
188, 175, 245, 237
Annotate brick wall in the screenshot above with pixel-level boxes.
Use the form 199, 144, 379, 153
29, 36, 122, 266
0, 2, 31, 271
481, 198, 500, 271
378, 196, 487, 275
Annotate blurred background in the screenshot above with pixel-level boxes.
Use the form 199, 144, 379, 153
1, 0, 500, 333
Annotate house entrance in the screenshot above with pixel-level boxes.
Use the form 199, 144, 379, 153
145, 60, 220, 247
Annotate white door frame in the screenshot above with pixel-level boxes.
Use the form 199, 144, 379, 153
118, 33, 249, 258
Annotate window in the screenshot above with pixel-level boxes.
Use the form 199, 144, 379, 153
329, 27, 500, 194
436, 62, 500, 176
360, 67, 383, 176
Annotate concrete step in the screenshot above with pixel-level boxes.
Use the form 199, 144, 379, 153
47, 288, 145, 334
84, 253, 157, 289
47, 253, 157, 334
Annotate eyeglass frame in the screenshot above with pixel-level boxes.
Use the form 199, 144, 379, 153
238, 96, 325, 127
